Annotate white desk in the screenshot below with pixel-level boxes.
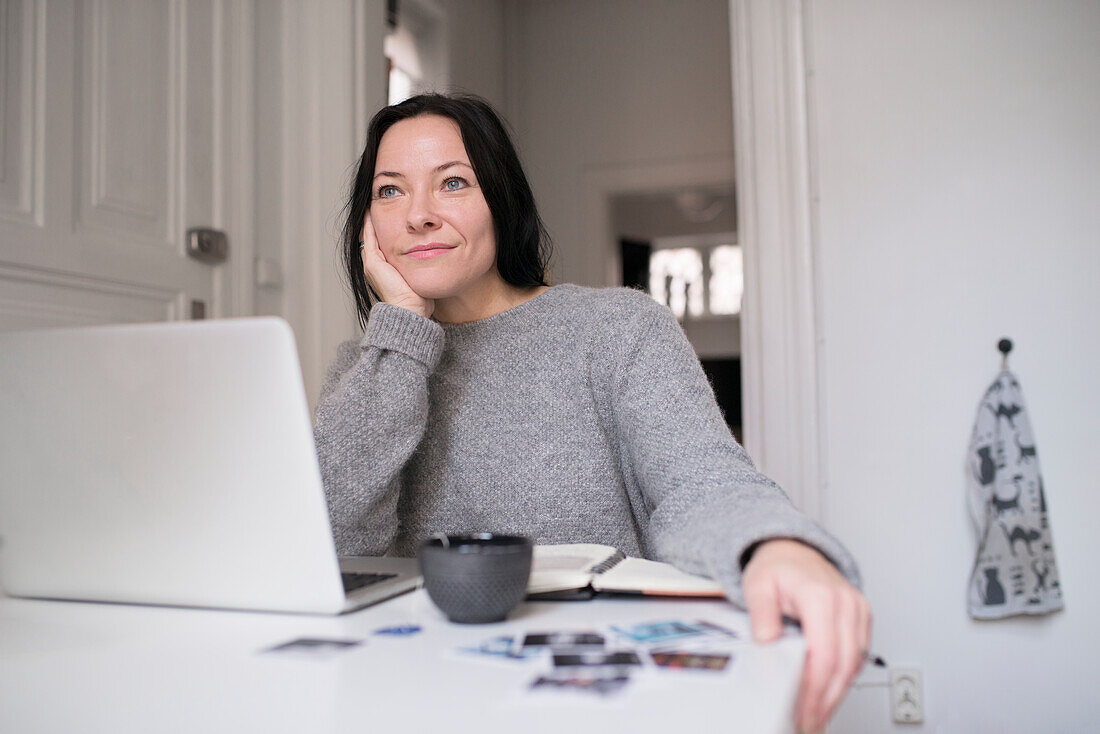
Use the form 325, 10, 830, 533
0, 590, 803, 733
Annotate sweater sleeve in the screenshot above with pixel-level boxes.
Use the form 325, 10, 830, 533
611, 298, 861, 609
312, 303, 444, 556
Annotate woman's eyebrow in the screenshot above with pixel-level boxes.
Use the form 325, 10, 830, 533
372, 161, 472, 181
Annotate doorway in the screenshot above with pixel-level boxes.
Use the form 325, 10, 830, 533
612, 185, 742, 441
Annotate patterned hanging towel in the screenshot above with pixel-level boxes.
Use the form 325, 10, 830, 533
967, 370, 1064, 619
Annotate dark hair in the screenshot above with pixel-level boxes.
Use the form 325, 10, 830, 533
341, 93, 553, 328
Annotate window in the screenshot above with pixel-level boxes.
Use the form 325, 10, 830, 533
384, 27, 422, 105
707, 245, 743, 316
384, 0, 448, 106
649, 248, 705, 319
649, 242, 742, 319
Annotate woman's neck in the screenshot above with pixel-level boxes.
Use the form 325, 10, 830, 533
433, 280, 550, 324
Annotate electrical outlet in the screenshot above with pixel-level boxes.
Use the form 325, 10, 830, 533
889, 667, 924, 723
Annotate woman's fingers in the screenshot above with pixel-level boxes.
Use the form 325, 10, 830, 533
794, 591, 838, 732
359, 213, 388, 290
860, 597, 872, 662
360, 237, 387, 295
740, 540, 870, 734
358, 212, 433, 318
744, 572, 783, 644
744, 554, 822, 730
360, 209, 376, 248
816, 590, 863, 727
798, 587, 870, 732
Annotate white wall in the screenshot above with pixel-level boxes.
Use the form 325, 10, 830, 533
505, 0, 736, 287
807, 1, 1100, 731
447, 0, 507, 113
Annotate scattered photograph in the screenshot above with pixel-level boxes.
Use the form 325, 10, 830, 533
650, 651, 732, 672
373, 625, 422, 637
521, 631, 605, 649
262, 637, 364, 660
529, 671, 632, 697
552, 651, 642, 668
613, 619, 744, 646
611, 620, 705, 644
458, 635, 541, 661
693, 620, 739, 639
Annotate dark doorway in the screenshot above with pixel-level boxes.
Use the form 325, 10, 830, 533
699, 358, 742, 443
620, 238, 651, 293
619, 238, 742, 440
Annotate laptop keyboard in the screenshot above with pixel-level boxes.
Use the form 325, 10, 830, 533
341, 572, 397, 594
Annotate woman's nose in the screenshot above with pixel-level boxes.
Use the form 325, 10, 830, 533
405, 191, 441, 232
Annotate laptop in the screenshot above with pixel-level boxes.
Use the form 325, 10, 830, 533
0, 317, 420, 614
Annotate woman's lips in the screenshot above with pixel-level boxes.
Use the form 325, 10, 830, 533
405, 244, 456, 260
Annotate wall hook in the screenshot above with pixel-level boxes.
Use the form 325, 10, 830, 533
998, 337, 1013, 371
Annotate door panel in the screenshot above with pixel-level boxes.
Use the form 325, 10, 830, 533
0, 0, 235, 330
0, 0, 39, 227
0, 263, 175, 329
77, 0, 173, 244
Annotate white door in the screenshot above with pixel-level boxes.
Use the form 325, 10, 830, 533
0, 0, 250, 331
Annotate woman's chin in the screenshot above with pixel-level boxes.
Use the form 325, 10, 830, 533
401, 277, 460, 302
398, 265, 499, 303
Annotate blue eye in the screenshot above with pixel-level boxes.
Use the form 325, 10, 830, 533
443, 177, 468, 191
376, 185, 398, 199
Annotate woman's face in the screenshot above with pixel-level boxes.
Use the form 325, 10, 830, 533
368, 114, 499, 302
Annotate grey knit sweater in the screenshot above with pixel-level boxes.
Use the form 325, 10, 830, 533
313, 284, 859, 607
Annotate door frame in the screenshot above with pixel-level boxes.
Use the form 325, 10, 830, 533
272, 0, 387, 408
221, 0, 257, 320
729, 0, 826, 519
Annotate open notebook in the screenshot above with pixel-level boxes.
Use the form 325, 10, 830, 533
526, 544, 724, 599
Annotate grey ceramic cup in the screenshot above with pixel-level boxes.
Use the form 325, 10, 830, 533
418, 533, 533, 624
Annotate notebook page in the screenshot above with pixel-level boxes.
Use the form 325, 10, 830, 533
527, 544, 619, 593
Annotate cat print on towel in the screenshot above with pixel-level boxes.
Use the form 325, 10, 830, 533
999, 522, 1041, 557
980, 567, 1006, 606
989, 478, 1023, 514
1031, 559, 1052, 593
974, 445, 996, 486
1015, 435, 1037, 464
967, 370, 1063, 619
985, 402, 1023, 429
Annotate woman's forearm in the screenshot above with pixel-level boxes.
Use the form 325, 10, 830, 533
313, 304, 444, 555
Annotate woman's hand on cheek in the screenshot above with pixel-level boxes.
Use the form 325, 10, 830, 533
360, 212, 434, 320
740, 539, 871, 734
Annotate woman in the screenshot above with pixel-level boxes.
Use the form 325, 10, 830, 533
314, 93, 869, 732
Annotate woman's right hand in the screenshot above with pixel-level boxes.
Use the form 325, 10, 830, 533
360, 212, 434, 319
